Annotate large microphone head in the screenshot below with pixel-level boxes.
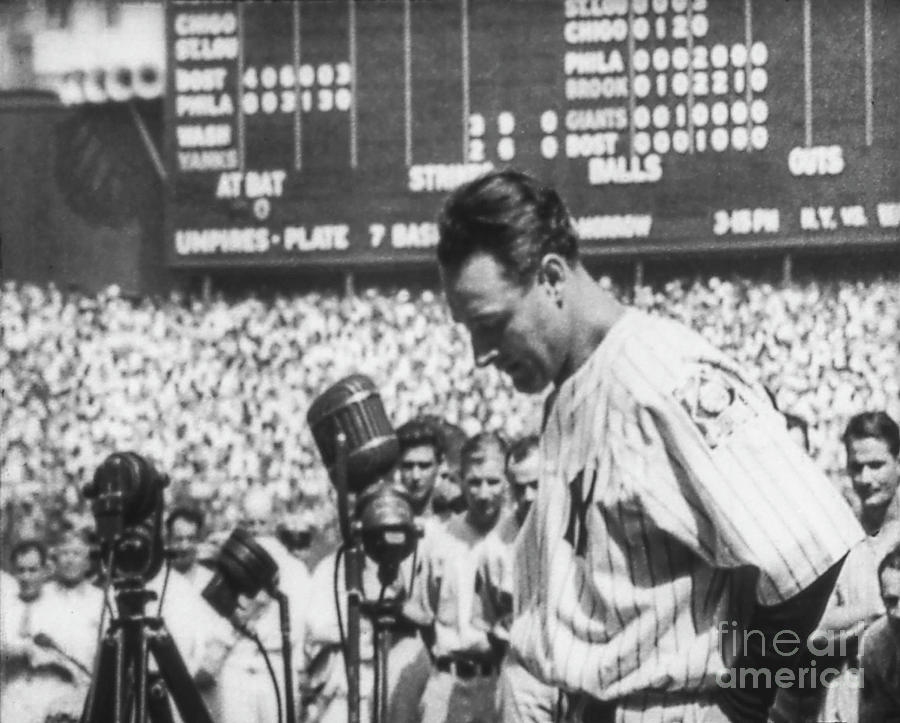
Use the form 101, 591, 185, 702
307, 374, 399, 493
202, 528, 279, 620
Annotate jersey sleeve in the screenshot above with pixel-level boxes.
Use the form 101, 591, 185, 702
635, 360, 863, 605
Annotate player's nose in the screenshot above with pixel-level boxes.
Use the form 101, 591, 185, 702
857, 469, 878, 488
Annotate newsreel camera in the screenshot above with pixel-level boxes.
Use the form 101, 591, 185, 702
307, 375, 421, 723
80, 452, 215, 723
81, 454, 296, 723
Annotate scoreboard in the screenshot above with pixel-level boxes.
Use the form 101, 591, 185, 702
164, 0, 900, 268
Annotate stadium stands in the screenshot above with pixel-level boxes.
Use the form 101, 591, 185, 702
2, 276, 898, 536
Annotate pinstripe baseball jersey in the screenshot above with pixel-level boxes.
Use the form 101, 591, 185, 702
509, 308, 864, 715
405, 513, 494, 658
474, 511, 560, 723
473, 510, 519, 641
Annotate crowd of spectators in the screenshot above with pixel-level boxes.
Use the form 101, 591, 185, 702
2, 274, 898, 543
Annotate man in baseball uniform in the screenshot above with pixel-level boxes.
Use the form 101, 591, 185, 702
473, 435, 558, 723
437, 169, 864, 722
814, 411, 900, 722
388, 417, 455, 723
858, 541, 900, 722
404, 431, 508, 723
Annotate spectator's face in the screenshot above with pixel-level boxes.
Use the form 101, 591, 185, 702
508, 450, 540, 524
398, 444, 438, 513
879, 568, 900, 637
444, 251, 563, 395
846, 437, 900, 518
168, 518, 201, 574
243, 493, 275, 536
433, 460, 464, 513
14, 548, 46, 601
463, 451, 506, 532
53, 538, 91, 586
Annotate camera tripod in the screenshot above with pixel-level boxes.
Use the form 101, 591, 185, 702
81, 578, 215, 723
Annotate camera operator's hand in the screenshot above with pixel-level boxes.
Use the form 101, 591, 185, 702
232, 593, 269, 630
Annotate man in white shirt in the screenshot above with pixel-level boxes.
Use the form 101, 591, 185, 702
405, 432, 508, 723
473, 436, 557, 723
208, 488, 310, 723
43, 528, 104, 702
166, 506, 214, 591
1, 539, 89, 723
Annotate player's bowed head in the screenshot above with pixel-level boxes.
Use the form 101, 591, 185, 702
437, 168, 625, 395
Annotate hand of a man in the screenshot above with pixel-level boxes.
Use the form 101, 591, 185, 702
233, 593, 269, 629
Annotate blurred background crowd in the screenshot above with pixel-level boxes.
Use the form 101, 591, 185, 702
2, 274, 899, 550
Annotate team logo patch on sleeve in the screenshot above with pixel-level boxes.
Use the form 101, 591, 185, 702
673, 365, 754, 448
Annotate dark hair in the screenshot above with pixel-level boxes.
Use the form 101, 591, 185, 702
165, 506, 205, 536
11, 538, 48, 567
396, 418, 443, 460
784, 413, 810, 452
437, 169, 579, 286
506, 435, 540, 470
877, 541, 900, 581
842, 411, 900, 457
460, 432, 508, 476
419, 416, 467, 471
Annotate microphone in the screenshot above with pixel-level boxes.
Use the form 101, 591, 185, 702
202, 528, 279, 620
306, 375, 400, 494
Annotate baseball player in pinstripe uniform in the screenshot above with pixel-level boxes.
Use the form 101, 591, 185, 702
472, 435, 558, 723
437, 169, 865, 723
404, 432, 509, 723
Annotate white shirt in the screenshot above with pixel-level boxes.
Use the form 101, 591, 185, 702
406, 513, 493, 657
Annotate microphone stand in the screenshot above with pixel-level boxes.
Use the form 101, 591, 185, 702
359, 564, 405, 723
335, 433, 363, 723
271, 589, 296, 723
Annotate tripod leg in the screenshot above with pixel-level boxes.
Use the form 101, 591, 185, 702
123, 612, 150, 723
81, 631, 120, 723
147, 623, 215, 723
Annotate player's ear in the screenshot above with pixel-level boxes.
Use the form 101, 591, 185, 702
537, 254, 568, 304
